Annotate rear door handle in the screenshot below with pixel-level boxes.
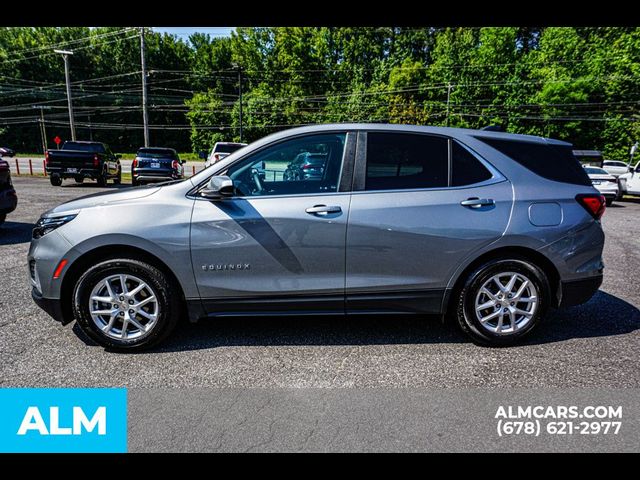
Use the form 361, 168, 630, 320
460, 197, 495, 208
305, 205, 342, 215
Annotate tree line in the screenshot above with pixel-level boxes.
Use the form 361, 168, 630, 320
1, 27, 638, 160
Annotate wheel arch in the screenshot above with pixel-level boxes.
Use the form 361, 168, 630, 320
59, 244, 188, 324
444, 245, 561, 316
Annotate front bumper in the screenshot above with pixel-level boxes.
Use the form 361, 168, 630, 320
559, 275, 603, 307
32, 287, 69, 324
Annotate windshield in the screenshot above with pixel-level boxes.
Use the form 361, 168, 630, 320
63, 142, 105, 153
585, 167, 608, 175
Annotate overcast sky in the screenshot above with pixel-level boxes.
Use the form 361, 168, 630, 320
152, 27, 234, 40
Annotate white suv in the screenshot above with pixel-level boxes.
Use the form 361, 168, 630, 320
205, 142, 247, 167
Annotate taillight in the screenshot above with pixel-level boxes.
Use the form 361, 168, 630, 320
172, 159, 179, 170
576, 194, 606, 220
132, 158, 138, 168
44, 151, 49, 166
93, 154, 99, 168
302, 164, 314, 170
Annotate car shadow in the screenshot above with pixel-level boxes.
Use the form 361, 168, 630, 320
72, 290, 639, 353
60, 183, 130, 190
0, 220, 33, 245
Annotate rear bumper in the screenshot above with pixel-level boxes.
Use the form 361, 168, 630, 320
47, 167, 101, 179
133, 169, 181, 182
32, 287, 69, 324
559, 275, 603, 307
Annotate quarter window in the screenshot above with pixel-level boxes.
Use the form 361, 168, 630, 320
451, 141, 493, 186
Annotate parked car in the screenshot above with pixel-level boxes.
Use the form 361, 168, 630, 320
29, 124, 605, 351
0, 146, 15, 157
0, 158, 18, 226
583, 166, 618, 206
283, 152, 327, 181
132, 147, 185, 186
619, 161, 640, 198
205, 142, 247, 167
602, 160, 632, 177
572, 149, 603, 167
45, 141, 121, 187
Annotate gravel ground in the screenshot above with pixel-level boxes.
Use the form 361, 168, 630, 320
1, 176, 638, 388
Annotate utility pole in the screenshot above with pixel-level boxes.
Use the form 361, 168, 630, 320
87, 113, 93, 141
445, 82, 453, 127
32, 105, 51, 154
233, 63, 243, 142
140, 27, 150, 147
54, 49, 76, 140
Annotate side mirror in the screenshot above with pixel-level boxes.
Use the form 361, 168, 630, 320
198, 150, 207, 160
200, 175, 234, 199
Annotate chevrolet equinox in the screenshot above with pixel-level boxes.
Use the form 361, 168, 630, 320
29, 124, 605, 350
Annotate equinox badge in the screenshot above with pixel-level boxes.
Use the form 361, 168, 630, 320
202, 263, 251, 272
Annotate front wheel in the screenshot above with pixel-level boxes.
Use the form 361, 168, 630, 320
454, 258, 550, 347
113, 165, 122, 185
605, 198, 614, 207
72, 258, 180, 351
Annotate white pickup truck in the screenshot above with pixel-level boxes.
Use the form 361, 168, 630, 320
620, 161, 640, 197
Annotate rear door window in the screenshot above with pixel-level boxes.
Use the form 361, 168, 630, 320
365, 133, 448, 191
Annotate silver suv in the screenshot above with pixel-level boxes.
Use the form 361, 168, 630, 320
29, 124, 605, 350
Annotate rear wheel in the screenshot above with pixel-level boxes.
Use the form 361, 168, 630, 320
605, 198, 614, 207
74, 176, 84, 184
72, 258, 180, 351
50, 174, 62, 187
96, 168, 107, 187
131, 178, 139, 186
455, 258, 550, 347
0, 213, 5, 226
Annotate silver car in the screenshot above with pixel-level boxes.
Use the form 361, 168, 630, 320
29, 124, 606, 350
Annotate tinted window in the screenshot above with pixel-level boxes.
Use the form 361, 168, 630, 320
138, 148, 177, 159
365, 133, 448, 191
476, 137, 591, 186
62, 142, 105, 153
451, 141, 493, 186
604, 161, 626, 167
226, 133, 346, 197
584, 167, 608, 175
215, 144, 244, 154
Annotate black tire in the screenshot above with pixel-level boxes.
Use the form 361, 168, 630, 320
50, 174, 62, 187
455, 258, 550, 347
113, 166, 122, 185
0, 213, 5, 226
605, 198, 613, 207
74, 176, 84, 184
131, 178, 139, 187
72, 258, 181, 351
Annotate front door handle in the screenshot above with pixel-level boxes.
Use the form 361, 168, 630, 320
460, 197, 495, 208
305, 205, 342, 215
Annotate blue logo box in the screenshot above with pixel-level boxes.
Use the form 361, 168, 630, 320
0, 388, 127, 453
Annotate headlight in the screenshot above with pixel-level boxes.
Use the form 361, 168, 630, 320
32, 214, 77, 239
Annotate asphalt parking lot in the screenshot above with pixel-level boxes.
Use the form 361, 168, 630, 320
1, 176, 639, 388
